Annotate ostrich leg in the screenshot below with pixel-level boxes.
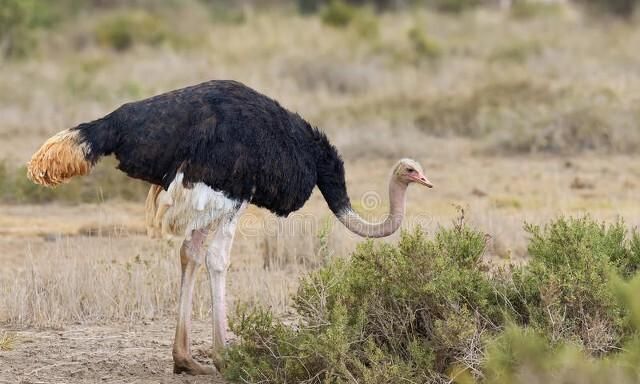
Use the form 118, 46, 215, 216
205, 203, 246, 370
173, 229, 215, 375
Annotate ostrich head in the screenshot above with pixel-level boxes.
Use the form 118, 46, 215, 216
334, 157, 434, 238
394, 158, 433, 188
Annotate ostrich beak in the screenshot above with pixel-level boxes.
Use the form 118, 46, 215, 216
413, 173, 433, 188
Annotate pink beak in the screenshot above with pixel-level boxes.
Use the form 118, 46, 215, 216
412, 172, 433, 188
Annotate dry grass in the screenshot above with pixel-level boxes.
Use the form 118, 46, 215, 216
0, 330, 17, 351
1, 1, 640, 333
0, 234, 307, 327
1, 155, 639, 328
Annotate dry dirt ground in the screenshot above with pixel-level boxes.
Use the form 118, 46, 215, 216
1, 321, 225, 384
1, 156, 639, 383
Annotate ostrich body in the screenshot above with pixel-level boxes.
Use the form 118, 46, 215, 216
27, 80, 432, 374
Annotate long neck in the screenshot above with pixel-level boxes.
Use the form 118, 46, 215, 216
314, 132, 407, 238
336, 177, 407, 238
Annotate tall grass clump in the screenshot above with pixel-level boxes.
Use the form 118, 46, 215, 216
0, 330, 17, 351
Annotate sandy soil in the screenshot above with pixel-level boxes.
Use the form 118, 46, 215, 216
1, 321, 225, 384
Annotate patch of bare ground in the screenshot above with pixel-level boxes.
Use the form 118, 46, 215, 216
0, 321, 225, 384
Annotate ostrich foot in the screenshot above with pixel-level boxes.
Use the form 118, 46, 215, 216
173, 357, 217, 375
212, 350, 225, 373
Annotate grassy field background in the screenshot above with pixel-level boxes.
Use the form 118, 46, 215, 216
1, 0, 640, 382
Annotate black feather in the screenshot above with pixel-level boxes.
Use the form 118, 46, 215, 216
74, 80, 352, 217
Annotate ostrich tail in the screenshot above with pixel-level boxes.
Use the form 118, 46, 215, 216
27, 129, 93, 187
145, 184, 166, 238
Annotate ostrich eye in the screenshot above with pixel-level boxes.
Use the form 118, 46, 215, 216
407, 168, 415, 173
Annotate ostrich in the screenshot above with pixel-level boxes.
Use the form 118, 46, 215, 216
27, 80, 433, 375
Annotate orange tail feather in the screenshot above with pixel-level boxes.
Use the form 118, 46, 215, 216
27, 129, 93, 187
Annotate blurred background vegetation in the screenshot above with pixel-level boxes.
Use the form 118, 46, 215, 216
1, 0, 640, 203
1, 0, 639, 59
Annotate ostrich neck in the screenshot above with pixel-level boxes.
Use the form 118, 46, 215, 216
338, 178, 408, 238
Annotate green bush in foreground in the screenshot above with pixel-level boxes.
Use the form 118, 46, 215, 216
475, 275, 640, 384
224, 217, 640, 383
508, 218, 640, 354
225, 224, 509, 382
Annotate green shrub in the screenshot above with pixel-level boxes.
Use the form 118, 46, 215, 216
478, 274, 640, 384
510, 0, 563, 19
408, 25, 442, 60
298, 0, 324, 14
305, 0, 483, 13
0, 160, 8, 197
428, 0, 481, 14
489, 39, 543, 63
298, 0, 405, 13
508, 217, 639, 353
319, 1, 380, 39
203, 0, 247, 25
224, 216, 640, 383
225, 224, 512, 382
0, 0, 86, 58
11, 165, 62, 203
352, 8, 379, 39
94, 11, 168, 51
578, 0, 638, 18
0, 0, 36, 58
321, 0, 358, 27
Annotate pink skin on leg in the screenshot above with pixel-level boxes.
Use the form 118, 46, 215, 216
205, 203, 246, 370
172, 229, 216, 375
